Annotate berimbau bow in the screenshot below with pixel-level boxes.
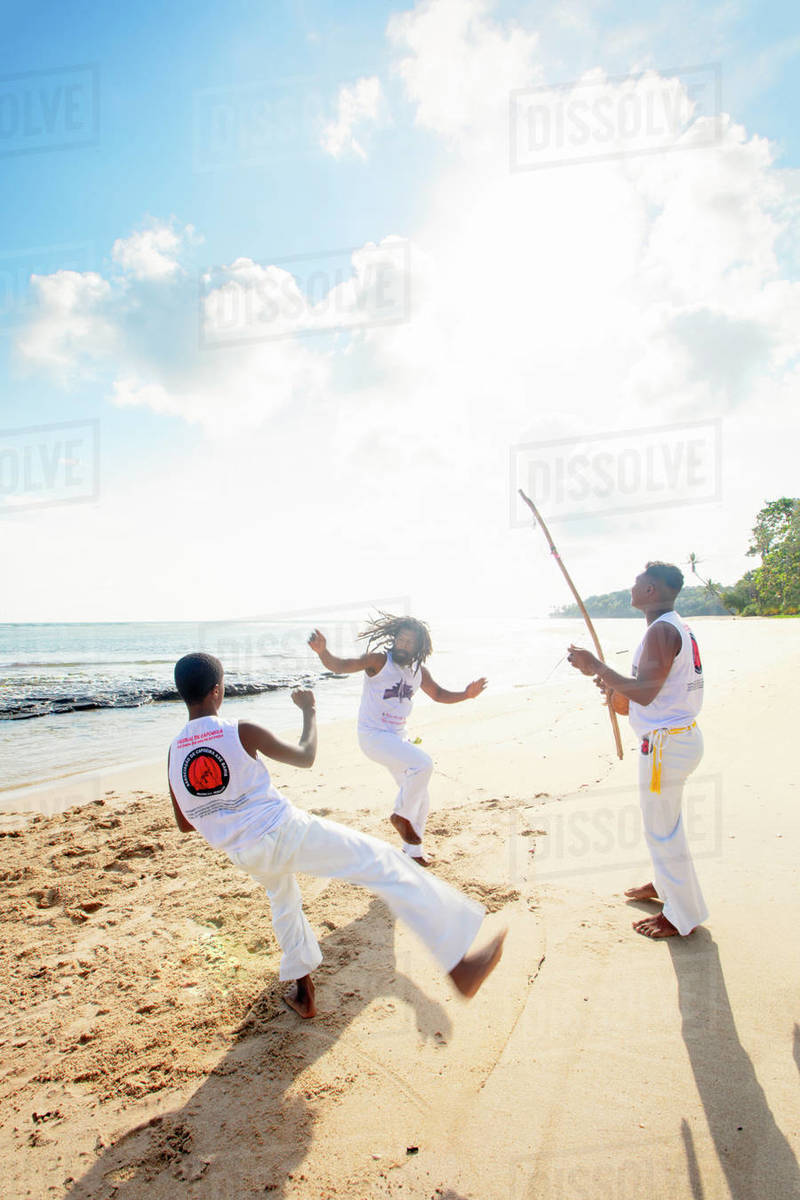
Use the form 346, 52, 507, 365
518, 488, 624, 760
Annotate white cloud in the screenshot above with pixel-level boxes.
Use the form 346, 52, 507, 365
16, 270, 115, 373
364, 0, 800, 596
321, 76, 384, 159
388, 0, 539, 150
16, 229, 412, 433
111, 220, 197, 281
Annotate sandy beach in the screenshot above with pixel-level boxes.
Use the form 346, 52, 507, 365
2, 617, 799, 1199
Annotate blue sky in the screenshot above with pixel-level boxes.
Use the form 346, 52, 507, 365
4, 0, 797, 285
2, 2, 424, 268
1, 0, 799, 621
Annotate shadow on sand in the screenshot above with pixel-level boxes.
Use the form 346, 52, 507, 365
66, 900, 453, 1200
668, 929, 799, 1200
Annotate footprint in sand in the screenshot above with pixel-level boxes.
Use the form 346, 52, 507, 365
246, 936, 270, 952
3, 865, 32, 882
32, 1109, 62, 1125
464, 882, 521, 912
115, 843, 163, 860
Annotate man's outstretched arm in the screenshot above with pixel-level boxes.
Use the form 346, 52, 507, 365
308, 628, 385, 676
239, 688, 318, 768
420, 668, 488, 704
168, 750, 196, 833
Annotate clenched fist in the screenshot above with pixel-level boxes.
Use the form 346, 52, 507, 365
291, 687, 316, 711
307, 629, 326, 657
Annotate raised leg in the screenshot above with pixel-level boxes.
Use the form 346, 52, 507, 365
283, 811, 485, 979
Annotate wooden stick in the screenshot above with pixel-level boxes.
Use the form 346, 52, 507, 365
518, 488, 624, 761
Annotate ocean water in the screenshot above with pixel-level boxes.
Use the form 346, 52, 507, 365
0, 615, 655, 797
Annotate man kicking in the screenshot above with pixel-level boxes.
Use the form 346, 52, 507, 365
567, 562, 707, 939
308, 613, 486, 866
168, 652, 504, 1018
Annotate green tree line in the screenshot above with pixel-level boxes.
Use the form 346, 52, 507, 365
721, 497, 800, 615
551, 498, 799, 618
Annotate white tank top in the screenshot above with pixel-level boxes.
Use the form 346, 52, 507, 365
357, 650, 422, 734
168, 715, 290, 854
628, 611, 704, 737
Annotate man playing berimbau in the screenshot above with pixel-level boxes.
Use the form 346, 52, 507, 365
567, 562, 708, 939
308, 614, 487, 866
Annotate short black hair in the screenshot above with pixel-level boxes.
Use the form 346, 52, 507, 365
174, 652, 223, 705
644, 561, 684, 599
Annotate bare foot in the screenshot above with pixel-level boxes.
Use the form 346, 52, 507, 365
449, 929, 507, 998
284, 974, 316, 1018
407, 854, 433, 868
624, 882, 660, 902
391, 813, 421, 846
632, 913, 680, 939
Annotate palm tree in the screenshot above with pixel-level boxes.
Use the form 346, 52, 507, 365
686, 553, 733, 615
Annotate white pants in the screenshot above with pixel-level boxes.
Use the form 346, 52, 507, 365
638, 725, 708, 936
358, 728, 433, 858
228, 806, 484, 981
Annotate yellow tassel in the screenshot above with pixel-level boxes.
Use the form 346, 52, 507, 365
649, 723, 696, 794
650, 735, 663, 793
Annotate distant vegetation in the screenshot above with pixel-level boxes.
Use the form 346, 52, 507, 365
552, 586, 727, 619
551, 498, 800, 618
719, 497, 799, 616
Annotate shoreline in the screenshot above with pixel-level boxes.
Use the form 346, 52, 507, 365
0, 675, 602, 824
0, 613, 752, 805
0, 614, 743, 801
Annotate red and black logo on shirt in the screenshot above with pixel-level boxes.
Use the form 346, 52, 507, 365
182, 746, 230, 796
689, 631, 703, 674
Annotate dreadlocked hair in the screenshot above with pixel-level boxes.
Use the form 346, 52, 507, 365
357, 612, 433, 668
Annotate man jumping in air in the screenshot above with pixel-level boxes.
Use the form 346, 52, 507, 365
168, 652, 505, 1019
308, 614, 487, 866
567, 562, 707, 939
